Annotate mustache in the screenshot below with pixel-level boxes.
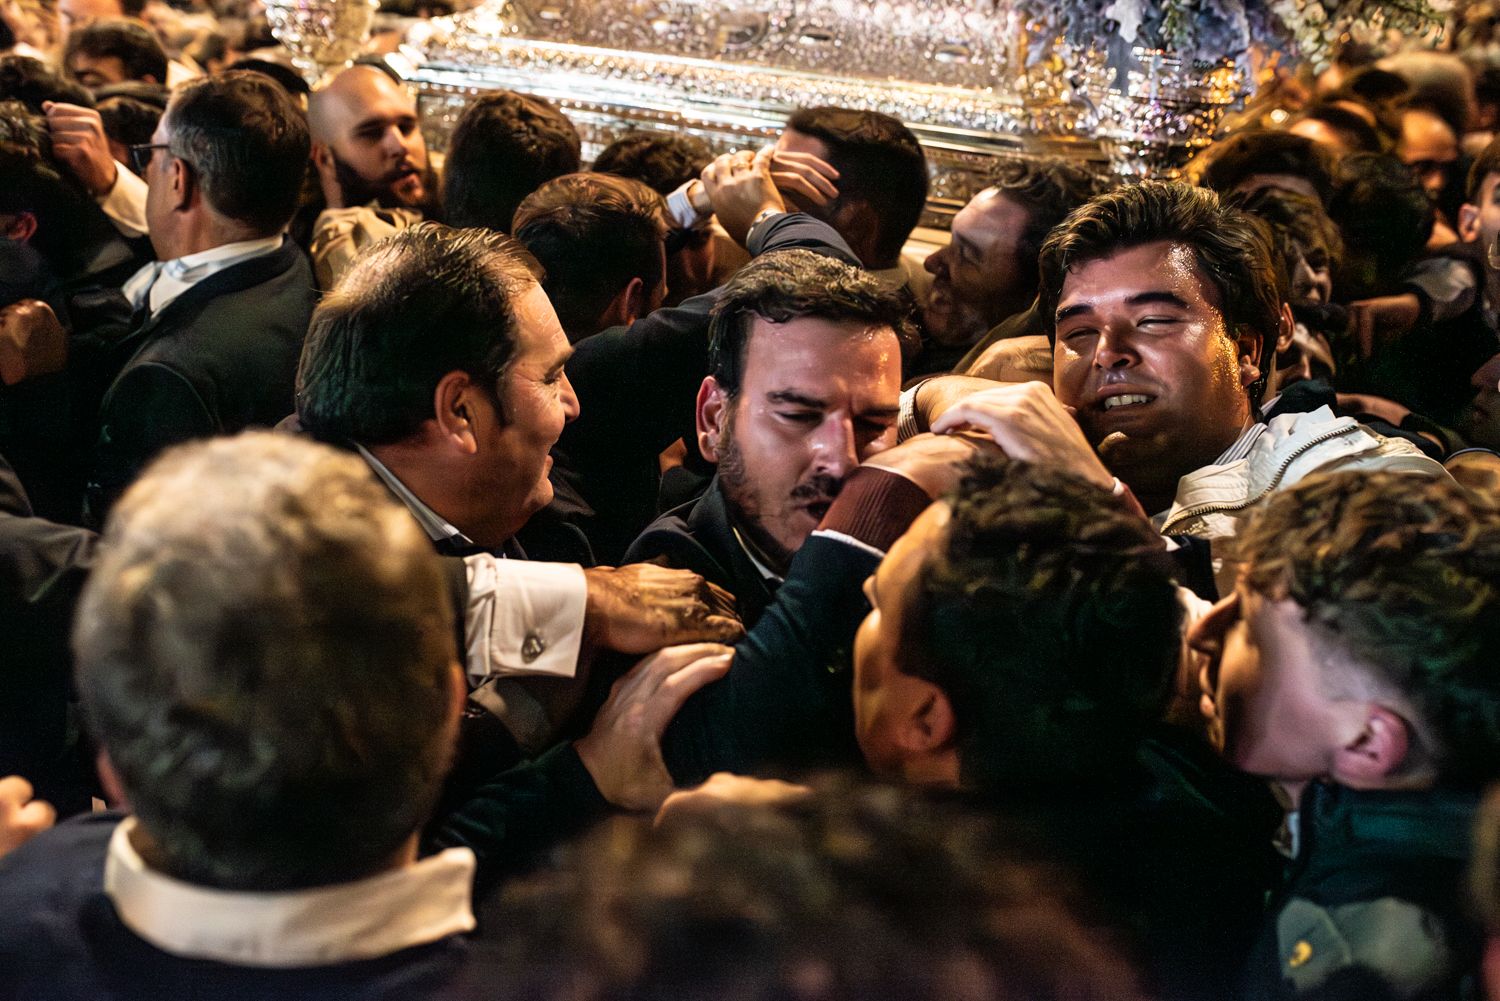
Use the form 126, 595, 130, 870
789, 473, 843, 505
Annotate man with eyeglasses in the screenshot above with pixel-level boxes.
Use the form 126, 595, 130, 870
3, 71, 315, 525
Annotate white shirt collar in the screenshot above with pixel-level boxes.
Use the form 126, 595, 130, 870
123, 235, 285, 316
103, 818, 476, 968
355, 443, 475, 548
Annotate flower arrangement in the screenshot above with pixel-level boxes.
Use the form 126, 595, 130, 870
1014, 0, 1450, 74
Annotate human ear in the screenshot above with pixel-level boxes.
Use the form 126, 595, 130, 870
897, 682, 957, 756
170, 156, 194, 212
2, 211, 37, 243
432, 370, 480, 455
1275, 302, 1296, 354
696, 376, 728, 463
1234, 323, 1264, 389
1332, 705, 1412, 788
97, 750, 130, 809
1458, 202, 1480, 244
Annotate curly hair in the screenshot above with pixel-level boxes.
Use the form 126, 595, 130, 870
988, 156, 1109, 272
903, 455, 1183, 793
1233, 470, 1500, 787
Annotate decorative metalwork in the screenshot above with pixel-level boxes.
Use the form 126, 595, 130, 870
1097, 48, 1245, 179
264, 0, 380, 84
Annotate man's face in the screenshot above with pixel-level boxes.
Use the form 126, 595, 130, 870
852, 501, 947, 778
1463, 353, 1500, 451
142, 116, 179, 259
1190, 586, 1352, 784
1398, 108, 1460, 202
471, 284, 578, 540
704, 316, 902, 568
59, 0, 123, 34
1051, 241, 1257, 500
68, 53, 132, 89
922, 188, 1032, 347
319, 70, 429, 210
1287, 239, 1333, 307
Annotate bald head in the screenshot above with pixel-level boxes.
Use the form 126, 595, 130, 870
309, 65, 429, 210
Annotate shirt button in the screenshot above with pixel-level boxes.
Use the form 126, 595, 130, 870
521, 633, 547, 663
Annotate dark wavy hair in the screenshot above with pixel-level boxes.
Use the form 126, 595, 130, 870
902, 456, 1183, 793
1234, 469, 1500, 788
1037, 181, 1282, 405
708, 248, 916, 397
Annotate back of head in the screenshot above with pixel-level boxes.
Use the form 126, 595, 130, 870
95, 81, 165, 149
1198, 129, 1335, 204
1234, 186, 1344, 299
0, 99, 109, 273
1037, 180, 1281, 404
786, 106, 928, 265
512, 171, 667, 339
444, 90, 581, 232
1295, 100, 1387, 154
297, 223, 543, 446
707, 247, 915, 398
0, 54, 94, 113
72, 433, 457, 890
1380, 50, 1475, 136
224, 56, 311, 100
1327, 151, 1433, 299
481, 776, 1147, 1001
164, 70, 310, 235
1233, 470, 1500, 788
591, 131, 712, 195
65, 18, 168, 85
904, 456, 1181, 792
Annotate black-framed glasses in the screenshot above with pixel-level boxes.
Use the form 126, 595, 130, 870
128, 143, 172, 175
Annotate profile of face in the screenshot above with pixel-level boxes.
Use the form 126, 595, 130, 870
1398, 108, 1460, 202
851, 501, 957, 785
1051, 241, 1260, 507
316, 68, 429, 210
922, 188, 1033, 347
142, 114, 184, 260
470, 283, 578, 540
68, 53, 137, 89
699, 315, 902, 569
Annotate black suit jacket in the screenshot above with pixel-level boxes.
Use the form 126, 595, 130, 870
622, 475, 777, 628
85, 239, 316, 524
553, 213, 861, 564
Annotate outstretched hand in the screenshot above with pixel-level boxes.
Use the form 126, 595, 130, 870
575, 643, 735, 811
583, 564, 742, 654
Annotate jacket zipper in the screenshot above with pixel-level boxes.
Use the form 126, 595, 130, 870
1161, 424, 1363, 532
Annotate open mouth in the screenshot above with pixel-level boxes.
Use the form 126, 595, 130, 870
1101, 393, 1154, 411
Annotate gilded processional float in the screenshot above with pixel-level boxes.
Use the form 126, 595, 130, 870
264, 0, 1447, 229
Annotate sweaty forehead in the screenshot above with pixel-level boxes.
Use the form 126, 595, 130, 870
313, 69, 415, 137
741, 315, 901, 396
1058, 241, 1222, 312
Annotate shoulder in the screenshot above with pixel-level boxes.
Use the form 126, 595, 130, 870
0, 812, 116, 950
1272, 895, 1461, 998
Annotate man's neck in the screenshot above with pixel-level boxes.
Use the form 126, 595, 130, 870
156, 215, 274, 261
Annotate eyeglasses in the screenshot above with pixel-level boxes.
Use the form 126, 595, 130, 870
128, 143, 173, 175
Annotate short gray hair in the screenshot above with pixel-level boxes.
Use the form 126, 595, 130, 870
74, 432, 457, 890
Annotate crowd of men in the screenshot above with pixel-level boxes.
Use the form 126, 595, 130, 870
5, 2, 1500, 998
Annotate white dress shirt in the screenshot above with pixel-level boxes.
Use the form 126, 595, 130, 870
121, 235, 286, 315
97, 163, 150, 239
103, 818, 476, 968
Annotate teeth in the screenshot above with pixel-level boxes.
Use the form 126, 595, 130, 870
1103, 394, 1151, 410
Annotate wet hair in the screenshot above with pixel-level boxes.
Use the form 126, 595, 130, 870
987, 156, 1108, 289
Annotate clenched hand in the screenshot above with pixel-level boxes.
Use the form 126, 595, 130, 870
583, 563, 743, 653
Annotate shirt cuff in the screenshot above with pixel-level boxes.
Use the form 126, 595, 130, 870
98, 163, 149, 238
462, 556, 587, 685
897, 380, 930, 442
819, 466, 932, 553
664, 180, 712, 231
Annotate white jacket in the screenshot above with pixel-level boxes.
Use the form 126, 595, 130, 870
1156, 406, 1448, 541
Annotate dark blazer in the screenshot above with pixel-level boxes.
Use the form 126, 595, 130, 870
84, 239, 316, 524
622, 475, 777, 628
553, 213, 861, 564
